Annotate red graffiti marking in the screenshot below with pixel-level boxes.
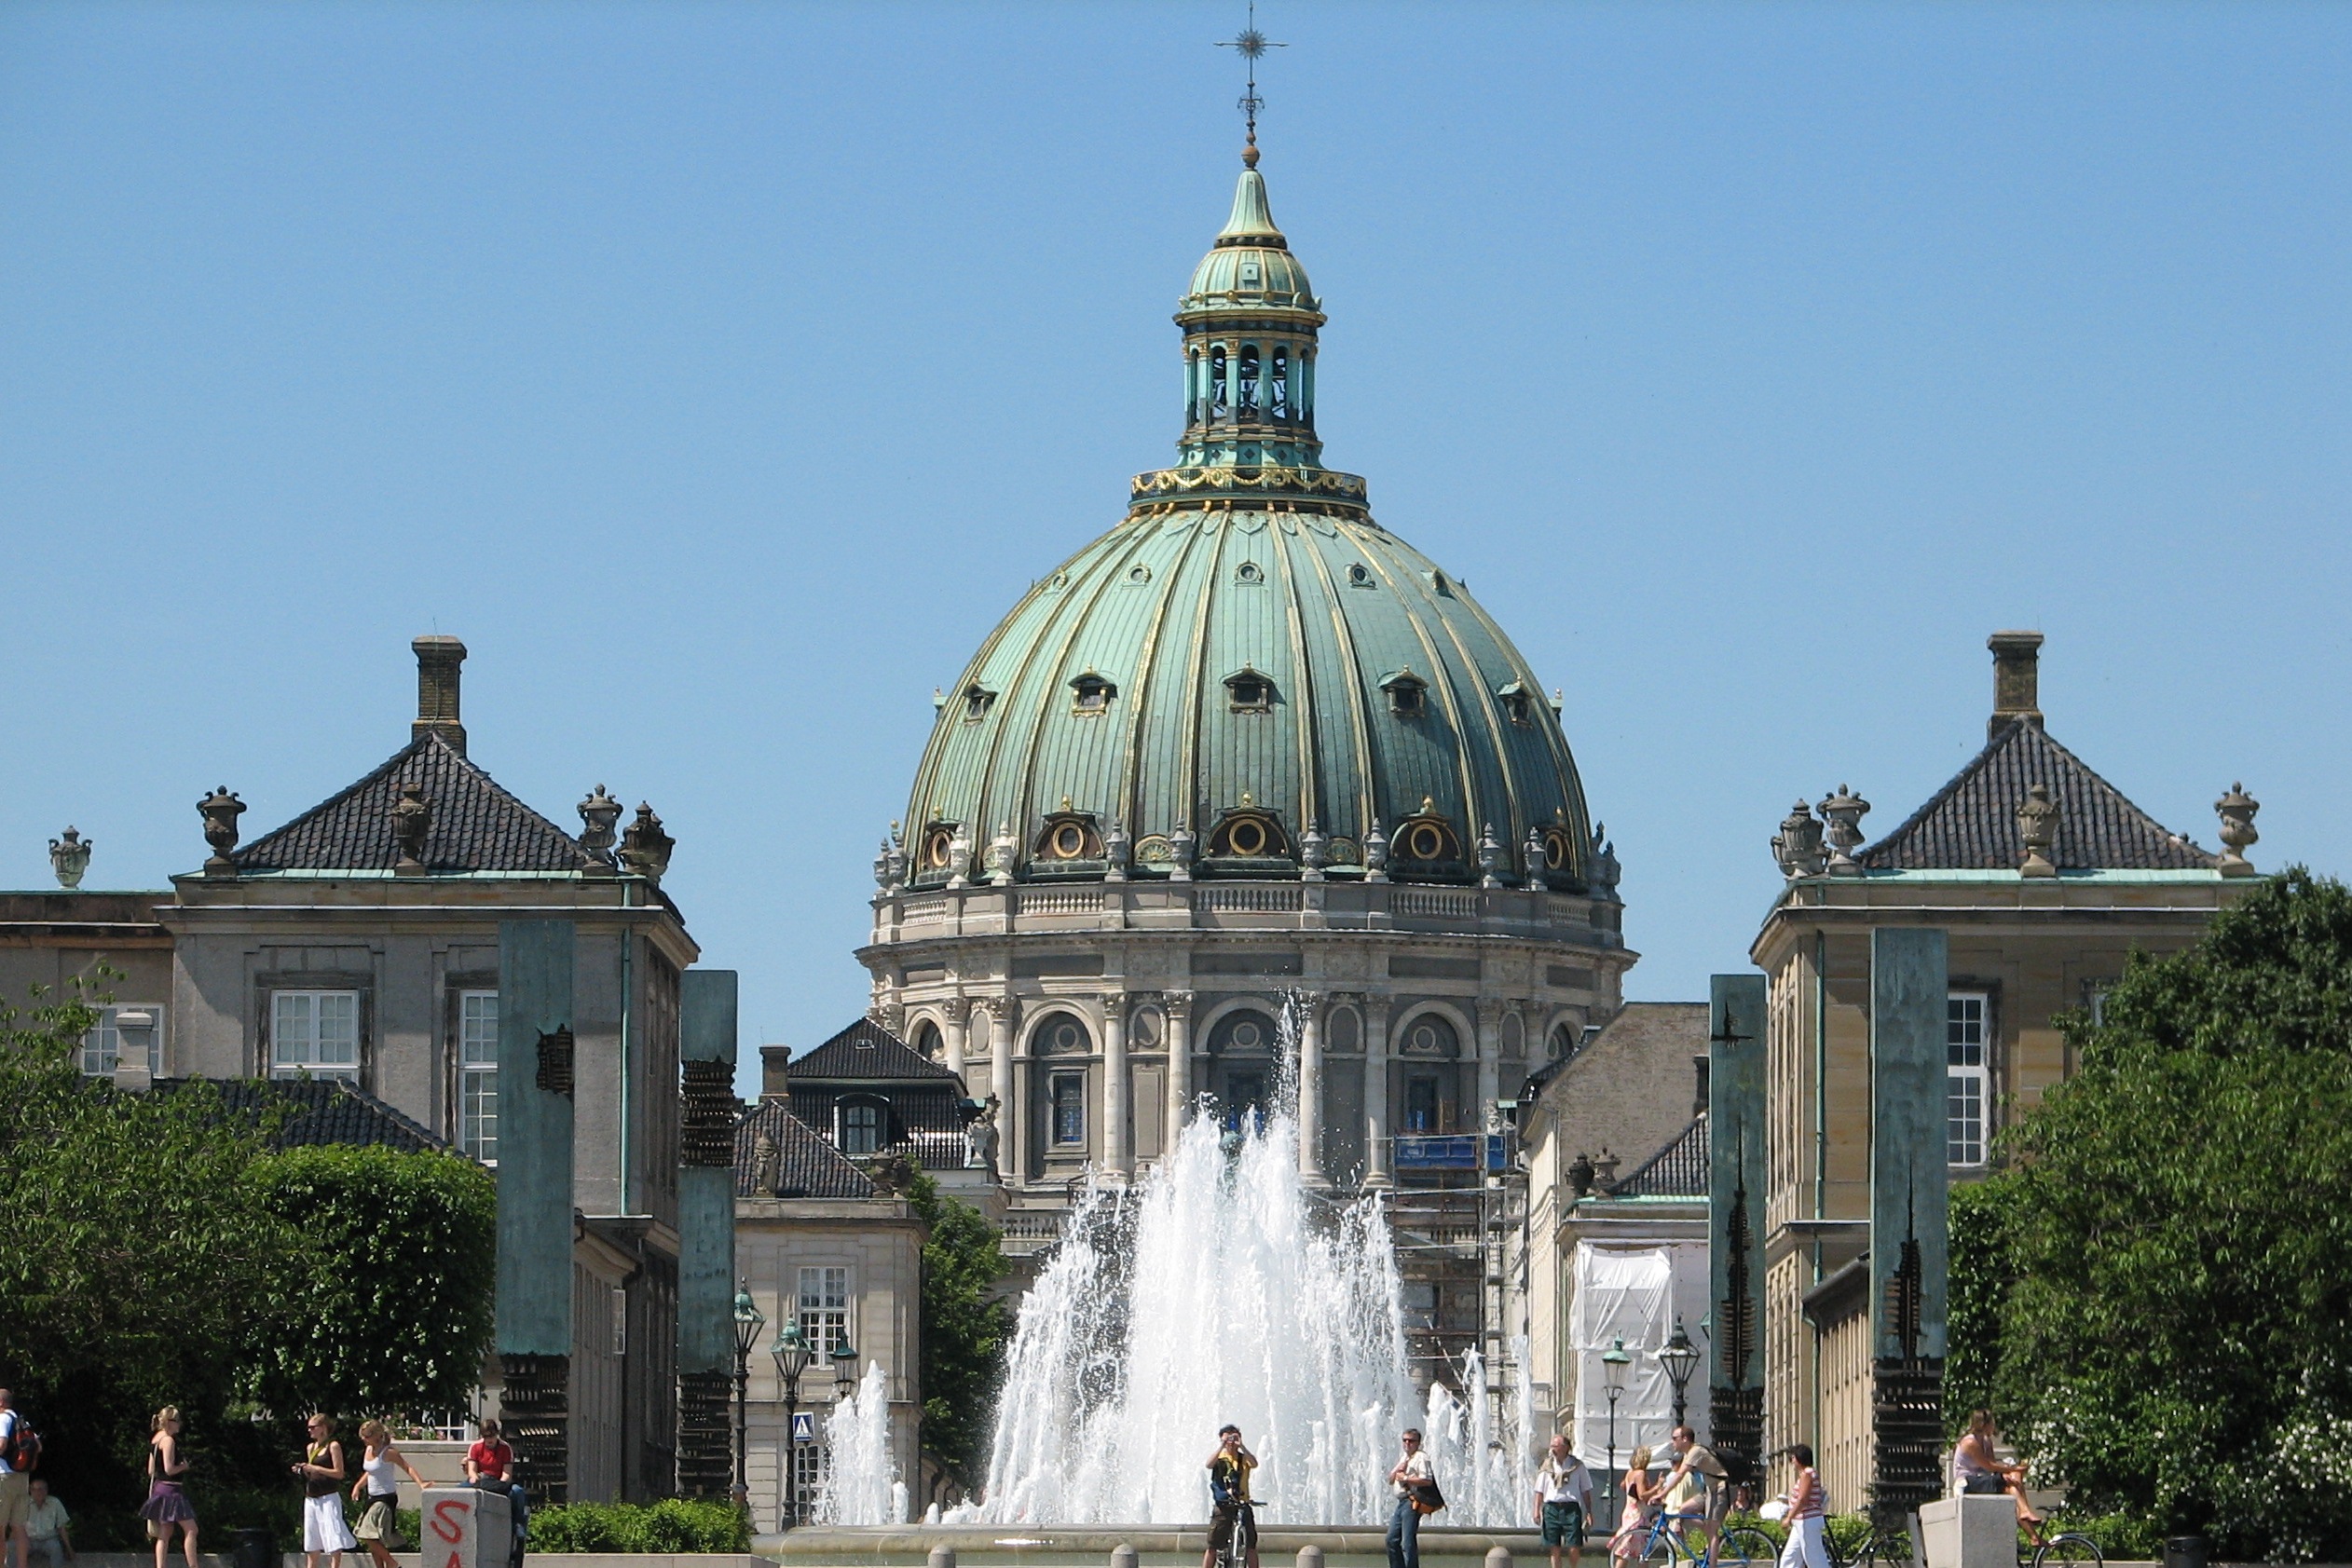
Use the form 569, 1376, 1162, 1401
430, 1498, 472, 1544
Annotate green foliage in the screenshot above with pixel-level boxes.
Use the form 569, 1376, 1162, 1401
1826, 1512, 1892, 1562
240, 1143, 498, 1418
905, 1173, 1012, 1487
526, 1498, 750, 1553
0, 975, 296, 1533
1727, 1510, 1785, 1549
1953, 870, 2352, 1561
2048, 1511, 2164, 1561
1943, 1178, 2016, 1435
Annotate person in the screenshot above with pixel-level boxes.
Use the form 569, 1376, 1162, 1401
1608, 1445, 1658, 1566
0, 1389, 28, 1568
1200, 1425, 1259, 1568
1386, 1428, 1435, 1568
294, 1414, 356, 1568
1533, 1434, 1595, 1568
1657, 1427, 1730, 1563
465, 1419, 527, 1558
138, 1408, 198, 1568
1951, 1411, 2045, 1544
1775, 1446, 1827, 1568
349, 1422, 431, 1568
24, 1481, 70, 1568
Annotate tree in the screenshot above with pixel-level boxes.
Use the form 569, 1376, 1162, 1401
240, 1143, 498, 1420
1958, 869, 2352, 1561
0, 978, 294, 1534
905, 1173, 1012, 1489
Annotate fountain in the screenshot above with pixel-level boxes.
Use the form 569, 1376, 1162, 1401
764, 1006, 1544, 1565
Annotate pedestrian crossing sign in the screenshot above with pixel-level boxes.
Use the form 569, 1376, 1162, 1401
793, 1411, 815, 1444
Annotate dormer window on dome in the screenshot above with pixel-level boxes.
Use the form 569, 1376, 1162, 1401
1391, 799, 1465, 871
1207, 794, 1289, 861
1497, 680, 1534, 725
918, 820, 962, 872
1069, 670, 1118, 716
1382, 668, 1429, 718
1225, 666, 1275, 713
1347, 563, 1374, 588
961, 682, 998, 723
1034, 801, 1105, 863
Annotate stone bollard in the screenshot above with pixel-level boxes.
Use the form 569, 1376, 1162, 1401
930, 1546, 959, 1568
1485, 1547, 1514, 1568
1298, 1547, 1326, 1568
1113, 1546, 1140, 1568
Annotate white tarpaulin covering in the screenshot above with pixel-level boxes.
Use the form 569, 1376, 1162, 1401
1569, 1242, 1712, 1476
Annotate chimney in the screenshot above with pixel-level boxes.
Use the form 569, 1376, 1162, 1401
761, 1044, 792, 1101
1988, 630, 2044, 740
412, 635, 467, 755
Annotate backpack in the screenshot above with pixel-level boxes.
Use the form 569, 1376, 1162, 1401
1, 1412, 38, 1474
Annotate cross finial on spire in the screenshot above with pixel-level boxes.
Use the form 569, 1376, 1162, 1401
1216, 0, 1285, 163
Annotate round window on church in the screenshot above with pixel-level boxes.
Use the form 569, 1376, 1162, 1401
1406, 823, 1447, 860
924, 827, 956, 868
1231, 1019, 1264, 1049
1051, 823, 1087, 858
1229, 818, 1268, 856
1051, 1020, 1085, 1053
1543, 829, 1570, 871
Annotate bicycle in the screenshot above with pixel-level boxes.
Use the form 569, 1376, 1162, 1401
1631, 1504, 1778, 1568
1822, 1509, 2103, 1568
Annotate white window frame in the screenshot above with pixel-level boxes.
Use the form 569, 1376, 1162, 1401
838, 1098, 884, 1156
798, 1265, 851, 1357
271, 989, 362, 1081
81, 1004, 165, 1077
458, 989, 499, 1162
1947, 990, 1991, 1166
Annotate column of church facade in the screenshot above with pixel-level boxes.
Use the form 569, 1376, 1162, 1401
1165, 990, 1195, 1140
1296, 993, 1325, 1186
1101, 992, 1131, 1178
942, 996, 969, 1079
985, 997, 1017, 1178
1476, 999, 1503, 1118
1362, 995, 1393, 1188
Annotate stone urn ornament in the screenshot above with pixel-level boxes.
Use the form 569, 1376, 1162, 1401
198, 786, 245, 877
883, 822, 907, 891
1363, 818, 1389, 883
1476, 823, 1506, 888
2215, 783, 2260, 877
1568, 1151, 1596, 1199
2017, 782, 2060, 878
1103, 818, 1131, 883
1818, 785, 1871, 877
1168, 822, 1197, 883
986, 821, 1017, 887
1590, 825, 1622, 894
1300, 819, 1329, 882
620, 802, 675, 883
1772, 800, 1826, 879
48, 826, 93, 890
391, 784, 432, 876
578, 784, 622, 873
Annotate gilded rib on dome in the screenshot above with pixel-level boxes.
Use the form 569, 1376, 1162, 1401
902, 155, 1595, 891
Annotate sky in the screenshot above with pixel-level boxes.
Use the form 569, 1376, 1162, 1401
6, 3, 2348, 1095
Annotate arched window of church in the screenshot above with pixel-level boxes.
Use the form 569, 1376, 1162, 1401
1549, 1023, 1576, 1062
1238, 345, 1260, 412
1271, 346, 1290, 417
1402, 1013, 1460, 1058
912, 1020, 942, 1060
1210, 347, 1229, 416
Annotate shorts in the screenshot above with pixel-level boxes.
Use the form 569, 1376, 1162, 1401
304, 1493, 358, 1554
0, 1472, 27, 1536
1543, 1500, 1587, 1548
1208, 1502, 1258, 1555
1962, 1474, 2004, 1496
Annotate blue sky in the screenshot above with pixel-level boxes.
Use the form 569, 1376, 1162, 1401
7, 3, 2347, 1089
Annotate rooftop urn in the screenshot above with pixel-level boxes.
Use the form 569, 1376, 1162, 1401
620, 802, 675, 883
1567, 1151, 1595, 1198
48, 826, 92, 889
1772, 799, 1826, 879
577, 784, 622, 873
1104, 817, 1131, 882
1300, 819, 1329, 881
1476, 822, 1507, 888
2017, 782, 2060, 877
1817, 785, 1870, 877
1523, 823, 1546, 882
2215, 783, 2261, 877
198, 786, 245, 878
986, 821, 1017, 886
945, 823, 972, 889
390, 783, 432, 876
1590, 825, 1622, 894
1592, 1148, 1620, 1189
1168, 822, 1197, 883
1363, 818, 1389, 882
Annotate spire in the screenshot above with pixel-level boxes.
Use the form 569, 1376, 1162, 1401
1217, 162, 1286, 248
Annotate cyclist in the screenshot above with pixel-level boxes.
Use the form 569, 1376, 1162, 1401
1657, 1426, 1730, 1563
1202, 1425, 1260, 1568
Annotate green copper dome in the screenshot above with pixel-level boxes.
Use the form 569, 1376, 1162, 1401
899, 155, 1595, 890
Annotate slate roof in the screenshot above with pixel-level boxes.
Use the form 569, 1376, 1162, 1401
1610, 1113, 1707, 1199
155, 1076, 454, 1154
734, 1100, 878, 1200
1858, 719, 2217, 874
786, 1017, 963, 1083
234, 732, 599, 875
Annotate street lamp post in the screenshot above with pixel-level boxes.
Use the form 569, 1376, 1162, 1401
831, 1339, 862, 1402
769, 1319, 813, 1529
731, 1283, 767, 1513
1602, 1337, 1633, 1517
1657, 1316, 1702, 1432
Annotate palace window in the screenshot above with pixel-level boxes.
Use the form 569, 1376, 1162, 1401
1226, 667, 1274, 712
1948, 991, 1990, 1166
840, 1098, 884, 1155
1405, 1075, 1442, 1133
1069, 670, 1117, 715
798, 1265, 851, 1357
1382, 669, 1429, 718
1051, 1073, 1087, 1146
271, 990, 360, 1081
459, 989, 499, 1161
1224, 1070, 1266, 1134
80, 1004, 164, 1077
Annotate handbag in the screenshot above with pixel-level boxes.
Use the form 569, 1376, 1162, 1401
1409, 1477, 1447, 1517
